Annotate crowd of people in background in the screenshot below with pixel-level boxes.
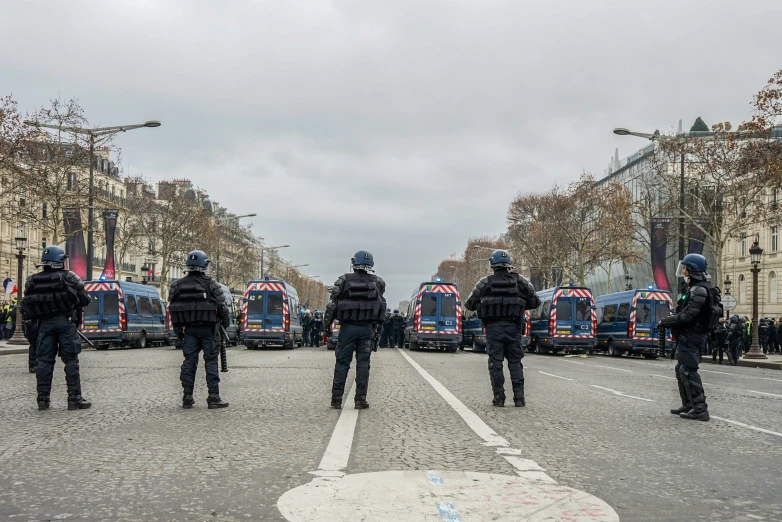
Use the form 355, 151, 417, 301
712, 315, 781, 366
1, 300, 18, 340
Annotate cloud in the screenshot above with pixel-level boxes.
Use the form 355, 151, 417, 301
2, 0, 781, 304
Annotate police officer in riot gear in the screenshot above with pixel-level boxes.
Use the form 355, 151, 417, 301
464, 250, 540, 407
21, 303, 40, 373
325, 250, 386, 410
311, 311, 324, 347
22, 246, 92, 410
658, 253, 717, 421
169, 250, 231, 409
388, 309, 405, 348
380, 310, 392, 348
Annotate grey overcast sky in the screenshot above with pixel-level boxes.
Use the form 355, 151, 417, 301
2, 0, 780, 306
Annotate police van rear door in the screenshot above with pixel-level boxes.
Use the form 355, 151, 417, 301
633, 291, 671, 340
419, 292, 438, 334
438, 291, 459, 335
245, 291, 265, 330
83, 282, 121, 332
265, 290, 285, 331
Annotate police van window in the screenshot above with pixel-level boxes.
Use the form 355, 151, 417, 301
575, 299, 590, 321
556, 299, 573, 322
268, 294, 284, 315
103, 293, 119, 316
421, 295, 438, 316
595, 307, 603, 324
151, 299, 162, 315
138, 297, 152, 316
637, 302, 652, 323
656, 302, 671, 321
441, 295, 457, 317
84, 296, 99, 316
602, 304, 617, 323
247, 294, 263, 315
125, 295, 138, 315
616, 303, 630, 322
541, 301, 551, 318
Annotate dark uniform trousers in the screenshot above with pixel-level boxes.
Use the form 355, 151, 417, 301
675, 332, 708, 412
180, 323, 221, 390
27, 324, 40, 369
486, 323, 525, 399
332, 323, 374, 401
36, 319, 82, 396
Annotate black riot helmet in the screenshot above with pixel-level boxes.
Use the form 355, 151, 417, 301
38, 246, 68, 270
352, 250, 374, 272
185, 250, 210, 273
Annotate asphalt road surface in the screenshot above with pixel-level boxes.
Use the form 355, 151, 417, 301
1, 345, 781, 521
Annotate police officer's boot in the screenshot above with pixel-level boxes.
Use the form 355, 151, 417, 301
29, 365, 36, 374
513, 394, 526, 407
67, 393, 92, 410
670, 405, 690, 415
37, 394, 50, 410
331, 397, 342, 409
207, 387, 229, 409
492, 394, 505, 407
182, 387, 195, 409
354, 397, 370, 410
680, 408, 710, 421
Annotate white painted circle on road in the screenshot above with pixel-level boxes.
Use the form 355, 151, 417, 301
278, 470, 619, 521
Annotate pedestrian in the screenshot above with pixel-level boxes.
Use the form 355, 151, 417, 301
759, 319, 769, 354
380, 310, 392, 347
311, 311, 324, 347
325, 250, 386, 410
22, 246, 92, 411
658, 253, 720, 421
302, 310, 313, 346
388, 309, 405, 348
464, 249, 540, 407
726, 315, 743, 365
713, 318, 728, 364
768, 318, 778, 354
168, 250, 231, 410
744, 316, 752, 353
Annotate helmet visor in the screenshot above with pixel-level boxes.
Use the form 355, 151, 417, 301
675, 261, 686, 278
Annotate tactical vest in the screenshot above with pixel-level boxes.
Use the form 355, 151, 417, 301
335, 272, 386, 323
22, 270, 79, 319
478, 272, 526, 321
169, 276, 218, 327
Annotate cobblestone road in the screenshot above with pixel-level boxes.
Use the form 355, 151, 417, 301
1, 345, 781, 521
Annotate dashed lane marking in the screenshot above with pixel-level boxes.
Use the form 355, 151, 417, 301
710, 416, 782, 438
590, 385, 654, 402
700, 369, 735, 376
748, 390, 782, 399
760, 377, 782, 383
652, 374, 676, 380
313, 384, 357, 475
538, 371, 574, 381
593, 364, 632, 373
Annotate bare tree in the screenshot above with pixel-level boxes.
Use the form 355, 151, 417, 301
0, 95, 37, 201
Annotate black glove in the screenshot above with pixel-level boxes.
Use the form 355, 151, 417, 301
175, 328, 184, 344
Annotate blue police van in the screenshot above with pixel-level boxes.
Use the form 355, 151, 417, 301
326, 320, 341, 350
594, 288, 673, 358
403, 279, 462, 352
528, 285, 596, 354
460, 313, 486, 352
240, 279, 303, 349
218, 283, 239, 346
81, 280, 170, 350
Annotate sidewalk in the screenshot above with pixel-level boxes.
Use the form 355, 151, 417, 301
0, 340, 30, 356
702, 351, 782, 370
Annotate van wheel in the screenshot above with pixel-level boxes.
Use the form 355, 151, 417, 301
643, 353, 658, 359
473, 340, 485, 354
608, 341, 620, 357
410, 341, 419, 351
138, 333, 147, 349
95, 345, 109, 351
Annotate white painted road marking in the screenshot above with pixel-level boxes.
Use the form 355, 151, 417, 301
711, 416, 782, 438
594, 364, 633, 373
312, 384, 356, 476
748, 390, 782, 399
590, 385, 654, 402
700, 369, 735, 376
760, 377, 782, 383
652, 374, 676, 380
538, 371, 574, 381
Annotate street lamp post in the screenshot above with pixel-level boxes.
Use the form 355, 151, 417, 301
215, 213, 256, 283
723, 275, 732, 318
745, 239, 767, 359
614, 127, 687, 262
259, 244, 290, 278
23, 119, 161, 281
625, 274, 634, 290
8, 233, 29, 346
285, 264, 309, 279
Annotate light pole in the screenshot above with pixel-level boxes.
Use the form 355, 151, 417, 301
723, 275, 732, 319
625, 274, 634, 290
8, 232, 29, 346
285, 264, 309, 279
215, 213, 256, 282
259, 244, 290, 278
24, 119, 161, 281
746, 239, 767, 359
614, 127, 687, 263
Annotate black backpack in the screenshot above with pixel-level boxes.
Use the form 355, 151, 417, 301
699, 283, 723, 332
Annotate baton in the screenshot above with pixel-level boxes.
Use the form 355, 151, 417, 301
77, 329, 95, 347
219, 325, 229, 373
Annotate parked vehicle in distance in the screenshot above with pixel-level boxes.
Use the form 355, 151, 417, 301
528, 284, 597, 354
240, 278, 303, 349
218, 283, 239, 346
460, 312, 486, 353
326, 320, 341, 350
594, 288, 673, 358
81, 280, 169, 350
404, 279, 462, 352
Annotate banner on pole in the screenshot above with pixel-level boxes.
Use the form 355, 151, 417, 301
63, 207, 87, 280
650, 218, 672, 292
100, 209, 119, 280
